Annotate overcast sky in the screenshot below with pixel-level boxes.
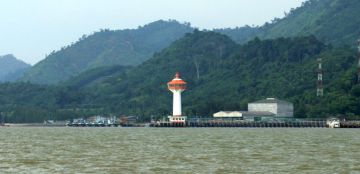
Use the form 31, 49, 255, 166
0, 0, 306, 65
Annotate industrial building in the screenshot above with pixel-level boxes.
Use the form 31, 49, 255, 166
213, 111, 275, 121
213, 98, 293, 121
248, 98, 293, 117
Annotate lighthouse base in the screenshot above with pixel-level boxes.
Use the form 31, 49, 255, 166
168, 116, 187, 123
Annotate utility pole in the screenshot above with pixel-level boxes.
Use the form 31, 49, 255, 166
357, 39, 360, 83
317, 58, 323, 97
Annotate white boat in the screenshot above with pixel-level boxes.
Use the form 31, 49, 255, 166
327, 118, 340, 128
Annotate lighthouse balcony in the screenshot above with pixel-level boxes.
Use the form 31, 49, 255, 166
168, 84, 186, 90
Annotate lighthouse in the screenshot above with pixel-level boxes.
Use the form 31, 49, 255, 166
167, 72, 187, 123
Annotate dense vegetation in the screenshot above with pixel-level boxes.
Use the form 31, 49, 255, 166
19, 20, 193, 84
86, 31, 360, 120
18, 0, 360, 85
1, 31, 359, 122
2, 0, 360, 122
64, 65, 132, 89
0, 54, 30, 82
215, 25, 260, 44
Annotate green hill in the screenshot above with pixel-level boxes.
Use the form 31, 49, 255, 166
19, 0, 360, 85
19, 20, 193, 84
221, 0, 360, 46
2, 32, 359, 123
85, 31, 359, 119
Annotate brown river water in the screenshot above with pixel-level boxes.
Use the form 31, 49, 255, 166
0, 127, 359, 173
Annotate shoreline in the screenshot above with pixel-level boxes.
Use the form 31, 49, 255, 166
2, 123, 66, 127
2, 120, 360, 128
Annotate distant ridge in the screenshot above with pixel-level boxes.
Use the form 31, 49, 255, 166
0, 54, 31, 82
20, 0, 360, 84
19, 20, 193, 84
217, 0, 360, 46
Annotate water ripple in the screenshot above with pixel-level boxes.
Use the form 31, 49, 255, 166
0, 127, 359, 173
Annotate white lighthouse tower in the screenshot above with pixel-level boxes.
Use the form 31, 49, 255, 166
167, 72, 187, 123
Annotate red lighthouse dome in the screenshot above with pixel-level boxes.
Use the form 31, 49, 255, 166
167, 72, 186, 91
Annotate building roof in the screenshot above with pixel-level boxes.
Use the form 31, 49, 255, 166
167, 72, 186, 85
213, 111, 275, 117
215, 111, 242, 114
250, 98, 292, 105
167, 72, 186, 91
213, 111, 243, 117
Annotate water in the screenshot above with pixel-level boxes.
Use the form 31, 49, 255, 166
0, 127, 359, 173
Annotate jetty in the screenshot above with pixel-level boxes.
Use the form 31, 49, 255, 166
66, 122, 119, 127
150, 119, 360, 128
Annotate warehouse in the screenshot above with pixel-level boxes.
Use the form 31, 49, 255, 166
213, 98, 293, 121
248, 98, 293, 117
213, 111, 275, 121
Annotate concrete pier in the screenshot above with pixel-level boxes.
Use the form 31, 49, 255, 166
340, 121, 360, 128
150, 120, 360, 128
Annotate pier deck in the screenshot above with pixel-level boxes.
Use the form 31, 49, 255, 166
151, 120, 360, 128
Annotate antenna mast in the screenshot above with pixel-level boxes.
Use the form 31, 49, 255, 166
357, 39, 360, 83
317, 58, 323, 97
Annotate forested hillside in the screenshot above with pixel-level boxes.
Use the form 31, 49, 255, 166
18, 0, 360, 85
86, 31, 359, 119
221, 0, 360, 46
63, 65, 132, 89
215, 25, 260, 44
19, 20, 193, 84
2, 31, 359, 122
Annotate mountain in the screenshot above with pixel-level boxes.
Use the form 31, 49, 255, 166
2, 0, 360, 122
83, 31, 341, 118
20, 0, 360, 84
19, 20, 193, 84
0, 54, 31, 82
1, 31, 359, 122
62, 31, 360, 120
219, 0, 360, 46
